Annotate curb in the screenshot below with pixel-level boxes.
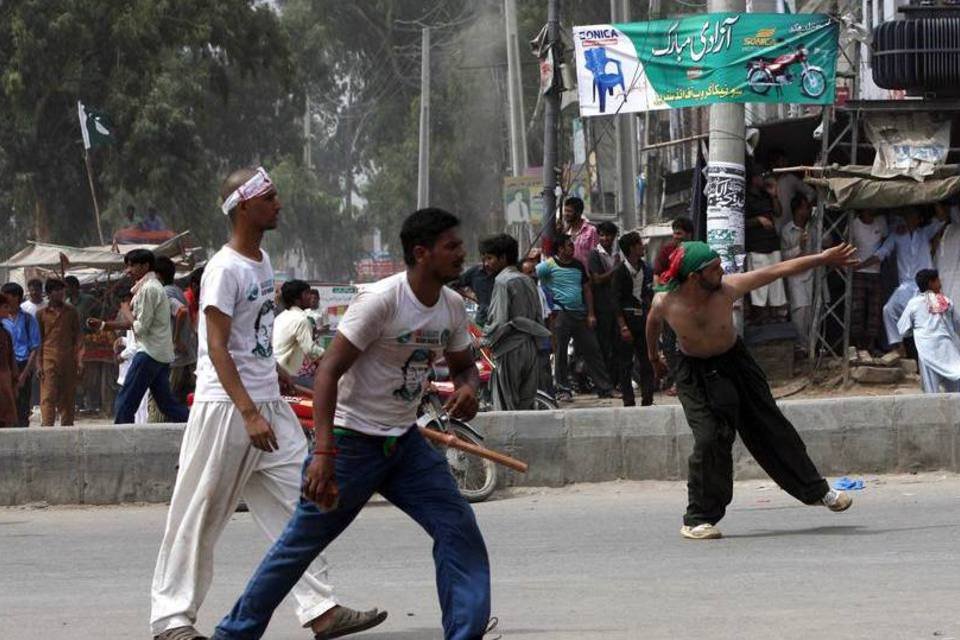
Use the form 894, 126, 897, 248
1, 393, 956, 506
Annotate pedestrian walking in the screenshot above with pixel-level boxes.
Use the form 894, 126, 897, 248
149, 167, 383, 640
88, 249, 189, 424
210, 208, 492, 640
588, 221, 623, 392
1, 283, 40, 427
536, 234, 614, 398
36, 279, 82, 426
612, 232, 655, 407
897, 269, 960, 393
481, 234, 550, 410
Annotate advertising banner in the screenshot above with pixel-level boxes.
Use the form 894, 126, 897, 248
573, 13, 838, 116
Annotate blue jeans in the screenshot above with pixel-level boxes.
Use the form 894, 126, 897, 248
114, 352, 189, 423
212, 428, 491, 640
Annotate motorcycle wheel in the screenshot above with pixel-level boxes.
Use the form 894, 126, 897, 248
427, 419, 498, 503
801, 69, 826, 98
747, 68, 772, 95
534, 391, 559, 411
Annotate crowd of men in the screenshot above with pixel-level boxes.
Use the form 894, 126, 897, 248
455, 184, 960, 409
3, 181, 960, 427
0, 253, 335, 428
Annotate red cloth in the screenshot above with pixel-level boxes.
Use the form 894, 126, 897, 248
655, 241, 678, 276
184, 288, 200, 328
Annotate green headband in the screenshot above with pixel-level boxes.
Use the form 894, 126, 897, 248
654, 241, 720, 292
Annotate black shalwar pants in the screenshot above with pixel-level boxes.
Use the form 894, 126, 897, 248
675, 339, 828, 526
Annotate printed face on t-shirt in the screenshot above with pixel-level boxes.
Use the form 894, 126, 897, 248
249, 278, 276, 358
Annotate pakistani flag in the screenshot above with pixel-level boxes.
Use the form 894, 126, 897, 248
77, 100, 114, 150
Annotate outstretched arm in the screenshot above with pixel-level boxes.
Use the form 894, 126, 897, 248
725, 243, 857, 300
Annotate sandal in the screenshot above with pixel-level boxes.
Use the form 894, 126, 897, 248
313, 607, 388, 640
154, 626, 207, 640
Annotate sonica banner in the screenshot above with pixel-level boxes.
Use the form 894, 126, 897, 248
572, 13, 838, 117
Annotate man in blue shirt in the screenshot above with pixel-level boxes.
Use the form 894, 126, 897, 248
1, 283, 41, 427
536, 234, 614, 398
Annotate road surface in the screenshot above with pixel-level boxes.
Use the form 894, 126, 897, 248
2, 474, 959, 639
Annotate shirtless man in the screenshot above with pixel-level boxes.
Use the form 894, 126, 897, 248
645, 241, 857, 540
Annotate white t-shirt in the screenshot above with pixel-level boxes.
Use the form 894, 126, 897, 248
20, 300, 45, 316
850, 215, 888, 274
334, 272, 472, 436
193, 246, 280, 403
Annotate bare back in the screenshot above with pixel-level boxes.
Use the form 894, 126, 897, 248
655, 282, 739, 358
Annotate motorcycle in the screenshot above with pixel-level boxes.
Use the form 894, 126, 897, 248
746, 45, 826, 99
416, 381, 499, 503
431, 323, 559, 412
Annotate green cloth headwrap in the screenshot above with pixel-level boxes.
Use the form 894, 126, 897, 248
654, 241, 719, 292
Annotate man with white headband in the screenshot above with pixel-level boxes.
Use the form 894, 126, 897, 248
149, 167, 386, 640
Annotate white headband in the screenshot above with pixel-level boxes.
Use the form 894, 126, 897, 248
221, 167, 274, 215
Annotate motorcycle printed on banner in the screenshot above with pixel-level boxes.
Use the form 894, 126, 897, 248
572, 13, 838, 117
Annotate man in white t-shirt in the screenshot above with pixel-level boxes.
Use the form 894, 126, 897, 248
211, 209, 492, 640
849, 210, 889, 353
149, 167, 384, 640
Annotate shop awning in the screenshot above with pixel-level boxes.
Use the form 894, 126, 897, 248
0, 231, 192, 270
805, 165, 960, 210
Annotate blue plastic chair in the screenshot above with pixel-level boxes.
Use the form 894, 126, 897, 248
584, 47, 625, 113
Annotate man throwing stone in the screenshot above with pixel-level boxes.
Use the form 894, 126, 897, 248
211, 208, 492, 640
646, 241, 857, 540
149, 167, 384, 640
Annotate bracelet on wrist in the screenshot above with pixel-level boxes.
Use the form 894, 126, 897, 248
313, 448, 339, 457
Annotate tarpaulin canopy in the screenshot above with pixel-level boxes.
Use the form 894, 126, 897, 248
0, 231, 191, 270
805, 165, 960, 210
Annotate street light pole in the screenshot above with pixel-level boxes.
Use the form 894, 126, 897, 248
541, 0, 561, 252
417, 26, 431, 209
611, 0, 638, 230
505, 0, 528, 177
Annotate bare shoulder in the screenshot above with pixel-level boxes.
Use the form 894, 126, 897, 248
650, 292, 669, 315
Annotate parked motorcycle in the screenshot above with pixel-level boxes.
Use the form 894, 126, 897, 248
431, 323, 559, 412
746, 45, 826, 99
417, 382, 498, 503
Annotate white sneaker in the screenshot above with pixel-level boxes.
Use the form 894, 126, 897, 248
821, 489, 853, 512
680, 523, 722, 540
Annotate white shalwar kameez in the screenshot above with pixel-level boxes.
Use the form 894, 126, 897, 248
897, 294, 960, 393
935, 207, 960, 310
873, 219, 946, 346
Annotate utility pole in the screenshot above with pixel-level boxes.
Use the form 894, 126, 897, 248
303, 93, 312, 170
611, 0, 638, 230
705, 0, 747, 330
344, 76, 354, 213
641, 0, 662, 227
504, 0, 528, 177
417, 26, 431, 209
541, 0, 561, 251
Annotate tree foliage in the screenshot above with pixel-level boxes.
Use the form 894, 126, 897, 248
0, 0, 695, 276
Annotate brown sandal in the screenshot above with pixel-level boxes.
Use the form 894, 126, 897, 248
154, 626, 208, 640
313, 607, 388, 640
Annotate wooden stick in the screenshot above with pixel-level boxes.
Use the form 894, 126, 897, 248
290, 383, 528, 473
419, 426, 528, 473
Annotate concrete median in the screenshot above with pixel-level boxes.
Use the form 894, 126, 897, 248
1, 393, 957, 506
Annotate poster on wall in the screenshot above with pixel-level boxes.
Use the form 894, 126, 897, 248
572, 12, 838, 117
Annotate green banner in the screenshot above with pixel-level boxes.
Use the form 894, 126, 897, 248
573, 13, 839, 116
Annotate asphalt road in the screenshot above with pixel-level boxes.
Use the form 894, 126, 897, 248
2, 474, 959, 640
